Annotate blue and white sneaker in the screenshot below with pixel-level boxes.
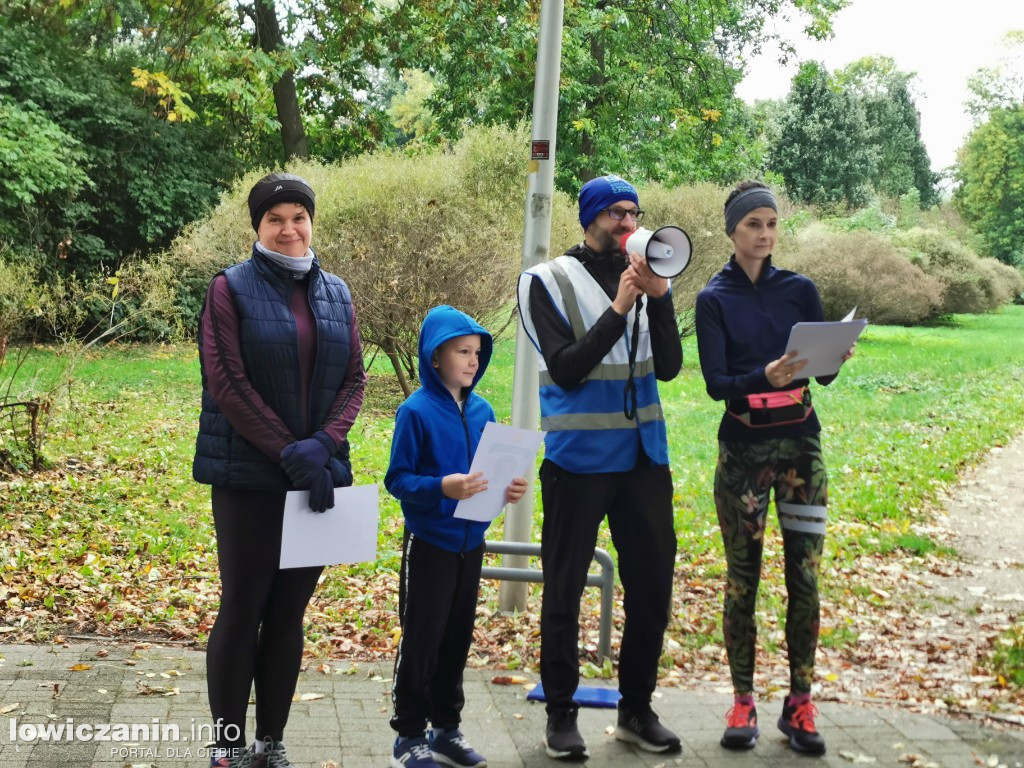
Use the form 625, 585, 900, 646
391, 735, 442, 768
430, 729, 487, 768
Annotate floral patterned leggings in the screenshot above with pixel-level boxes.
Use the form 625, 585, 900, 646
713, 434, 827, 695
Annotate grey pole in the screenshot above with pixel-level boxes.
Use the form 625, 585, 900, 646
499, 0, 565, 613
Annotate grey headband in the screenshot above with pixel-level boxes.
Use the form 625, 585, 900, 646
724, 188, 778, 235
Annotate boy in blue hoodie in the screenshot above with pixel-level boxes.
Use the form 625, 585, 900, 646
385, 305, 528, 768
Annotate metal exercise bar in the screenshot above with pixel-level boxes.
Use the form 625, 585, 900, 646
481, 540, 615, 662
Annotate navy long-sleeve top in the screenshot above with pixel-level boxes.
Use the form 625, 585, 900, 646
695, 256, 838, 441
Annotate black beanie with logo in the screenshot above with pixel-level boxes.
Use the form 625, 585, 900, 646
247, 172, 316, 232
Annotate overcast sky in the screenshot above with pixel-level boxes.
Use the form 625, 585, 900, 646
735, 0, 1024, 173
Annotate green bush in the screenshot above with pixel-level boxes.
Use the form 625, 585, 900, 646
835, 198, 897, 232
779, 228, 944, 324
0, 258, 33, 345
0, 22, 239, 276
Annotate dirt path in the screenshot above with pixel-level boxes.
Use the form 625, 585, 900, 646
922, 432, 1024, 609
911, 431, 1024, 726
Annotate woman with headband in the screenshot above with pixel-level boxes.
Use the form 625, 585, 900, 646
694, 180, 853, 757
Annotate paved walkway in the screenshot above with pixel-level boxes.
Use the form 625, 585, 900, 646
1, 642, 1022, 768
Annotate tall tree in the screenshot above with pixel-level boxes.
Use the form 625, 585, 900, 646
769, 61, 875, 208
955, 105, 1024, 266
248, 0, 307, 159
954, 32, 1024, 266
837, 57, 938, 207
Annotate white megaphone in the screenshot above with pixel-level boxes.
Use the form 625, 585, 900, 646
619, 226, 693, 278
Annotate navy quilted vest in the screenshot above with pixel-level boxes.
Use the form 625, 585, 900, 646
193, 249, 355, 490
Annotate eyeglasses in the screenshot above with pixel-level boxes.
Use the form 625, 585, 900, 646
603, 207, 645, 222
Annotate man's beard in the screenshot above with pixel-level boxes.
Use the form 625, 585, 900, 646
592, 228, 625, 259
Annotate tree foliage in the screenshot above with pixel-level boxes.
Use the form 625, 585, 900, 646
382, 0, 845, 192
0, 19, 239, 274
837, 57, 938, 207
955, 33, 1024, 267
769, 61, 875, 208
955, 105, 1024, 267
964, 31, 1024, 122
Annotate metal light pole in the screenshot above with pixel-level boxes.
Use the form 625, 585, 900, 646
499, 0, 565, 613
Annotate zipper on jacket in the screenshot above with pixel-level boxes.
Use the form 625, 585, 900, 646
460, 405, 472, 553
304, 276, 321, 435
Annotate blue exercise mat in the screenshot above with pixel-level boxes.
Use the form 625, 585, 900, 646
526, 682, 621, 709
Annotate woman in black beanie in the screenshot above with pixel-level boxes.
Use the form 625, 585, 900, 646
194, 172, 366, 768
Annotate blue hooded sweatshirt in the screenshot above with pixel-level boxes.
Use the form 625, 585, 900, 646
384, 305, 496, 553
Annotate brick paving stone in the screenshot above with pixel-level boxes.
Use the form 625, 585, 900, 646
1, 643, 1023, 767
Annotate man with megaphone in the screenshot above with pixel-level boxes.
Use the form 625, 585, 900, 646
517, 175, 684, 760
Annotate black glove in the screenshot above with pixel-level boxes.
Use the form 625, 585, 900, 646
308, 467, 335, 513
280, 431, 334, 488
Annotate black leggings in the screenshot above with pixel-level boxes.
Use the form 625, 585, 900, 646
206, 487, 323, 751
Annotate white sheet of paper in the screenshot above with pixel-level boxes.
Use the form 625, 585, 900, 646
280, 484, 379, 569
453, 422, 545, 522
784, 311, 868, 379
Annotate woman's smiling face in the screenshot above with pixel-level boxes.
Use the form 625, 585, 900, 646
257, 202, 312, 257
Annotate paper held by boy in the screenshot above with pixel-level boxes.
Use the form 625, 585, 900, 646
784, 307, 868, 379
454, 422, 546, 523
280, 484, 379, 569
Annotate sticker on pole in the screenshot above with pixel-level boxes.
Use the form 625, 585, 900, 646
531, 140, 550, 160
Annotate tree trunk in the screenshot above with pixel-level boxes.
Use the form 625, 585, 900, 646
253, 0, 308, 160
384, 345, 413, 398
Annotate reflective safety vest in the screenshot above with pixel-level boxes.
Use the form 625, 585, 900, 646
517, 255, 668, 473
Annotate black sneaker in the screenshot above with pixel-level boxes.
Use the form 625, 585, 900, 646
720, 701, 758, 750
777, 697, 826, 755
261, 738, 294, 768
544, 709, 588, 761
614, 707, 681, 754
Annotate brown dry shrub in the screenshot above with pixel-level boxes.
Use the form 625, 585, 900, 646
894, 228, 1023, 314
778, 228, 944, 324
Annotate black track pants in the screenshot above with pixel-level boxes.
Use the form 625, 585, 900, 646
539, 459, 676, 715
206, 487, 324, 750
390, 531, 484, 737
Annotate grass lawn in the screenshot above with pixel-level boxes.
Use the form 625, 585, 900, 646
2, 306, 1024, 679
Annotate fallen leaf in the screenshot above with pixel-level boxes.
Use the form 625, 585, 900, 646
490, 675, 528, 685
295, 692, 325, 702
68, 663, 92, 671
0, 703, 20, 714
839, 751, 878, 764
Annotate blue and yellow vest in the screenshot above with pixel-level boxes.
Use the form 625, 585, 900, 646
518, 256, 668, 473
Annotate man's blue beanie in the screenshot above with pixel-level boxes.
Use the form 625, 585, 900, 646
578, 175, 639, 231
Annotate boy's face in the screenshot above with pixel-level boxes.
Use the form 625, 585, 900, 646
433, 334, 482, 392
